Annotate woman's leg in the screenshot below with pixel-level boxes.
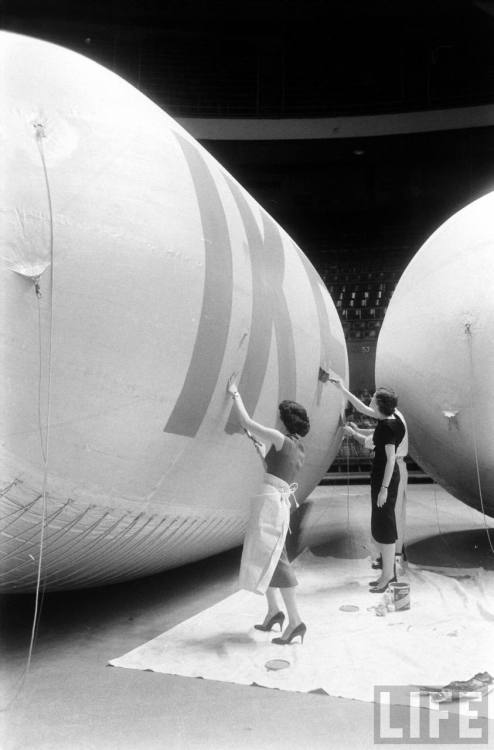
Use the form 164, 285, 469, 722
373, 541, 396, 584
381, 542, 396, 581
265, 586, 284, 619
394, 462, 408, 555
372, 467, 399, 584
371, 543, 382, 567
370, 478, 382, 566
279, 585, 302, 632
255, 588, 284, 630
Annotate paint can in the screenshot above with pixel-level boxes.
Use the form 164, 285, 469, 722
388, 581, 410, 610
265, 659, 290, 671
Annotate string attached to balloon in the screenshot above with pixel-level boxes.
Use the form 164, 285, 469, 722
429, 321, 494, 568
28, 121, 56, 672
3, 123, 57, 711
464, 323, 494, 555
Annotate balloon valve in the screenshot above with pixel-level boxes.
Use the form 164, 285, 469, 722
33, 121, 46, 139
442, 410, 459, 429
32, 276, 42, 298
318, 366, 329, 383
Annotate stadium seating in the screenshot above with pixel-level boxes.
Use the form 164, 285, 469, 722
321, 256, 404, 340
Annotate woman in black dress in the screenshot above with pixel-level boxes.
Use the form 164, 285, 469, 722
333, 381, 405, 592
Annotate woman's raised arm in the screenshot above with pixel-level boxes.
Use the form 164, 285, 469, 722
227, 375, 285, 451
330, 377, 378, 419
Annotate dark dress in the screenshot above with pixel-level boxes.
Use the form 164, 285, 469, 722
370, 414, 406, 544
264, 434, 305, 588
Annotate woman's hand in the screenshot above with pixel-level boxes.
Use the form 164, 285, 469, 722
377, 487, 388, 508
329, 375, 343, 388
342, 425, 354, 438
227, 373, 239, 397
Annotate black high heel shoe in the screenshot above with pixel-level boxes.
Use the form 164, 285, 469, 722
272, 622, 307, 645
369, 576, 395, 587
369, 561, 398, 585
369, 576, 397, 594
254, 611, 285, 632
371, 556, 383, 570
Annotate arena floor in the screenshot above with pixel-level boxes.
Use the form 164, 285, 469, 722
2, 484, 494, 750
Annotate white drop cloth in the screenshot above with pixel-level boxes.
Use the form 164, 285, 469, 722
109, 552, 494, 711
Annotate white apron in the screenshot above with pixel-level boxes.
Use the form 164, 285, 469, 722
239, 474, 298, 595
395, 456, 408, 551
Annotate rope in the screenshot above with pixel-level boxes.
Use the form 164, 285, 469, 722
427, 322, 494, 568
25, 122, 56, 675
345, 436, 351, 533
432, 482, 460, 571
2, 123, 56, 712
0, 480, 19, 498
344, 434, 361, 567
464, 324, 494, 555
0, 495, 43, 529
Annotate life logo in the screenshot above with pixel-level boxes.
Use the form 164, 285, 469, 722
374, 684, 491, 744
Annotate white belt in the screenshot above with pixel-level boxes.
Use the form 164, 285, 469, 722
264, 474, 299, 503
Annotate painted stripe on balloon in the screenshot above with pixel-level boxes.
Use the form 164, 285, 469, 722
164, 135, 233, 437
290, 240, 346, 378
261, 212, 297, 398
224, 180, 296, 433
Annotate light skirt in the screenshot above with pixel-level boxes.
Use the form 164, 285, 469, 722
238, 474, 295, 595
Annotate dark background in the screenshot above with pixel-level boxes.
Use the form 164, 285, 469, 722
2, 0, 494, 266
3, 0, 494, 116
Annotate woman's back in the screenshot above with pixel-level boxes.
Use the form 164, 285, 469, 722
264, 435, 305, 484
372, 416, 405, 470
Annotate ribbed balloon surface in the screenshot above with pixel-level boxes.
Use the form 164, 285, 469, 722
0, 33, 347, 591
376, 192, 494, 517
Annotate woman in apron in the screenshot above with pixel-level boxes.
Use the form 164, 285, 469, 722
345, 406, 409, 569
360, 408, 409, 568
227, 375, 310, 645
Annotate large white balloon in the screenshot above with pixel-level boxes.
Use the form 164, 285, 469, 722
376, 192, 494, 517
0, 33, 347, 591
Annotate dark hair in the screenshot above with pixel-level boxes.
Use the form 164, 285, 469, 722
279, 400, 310, 436
374, 387, 398, 417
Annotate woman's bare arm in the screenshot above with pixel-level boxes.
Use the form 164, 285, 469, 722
343, 425, 367, 446
377, 444, 396, 507
348, 422, 374, 436
331, 378, 378, 418
227, 375, 284, 450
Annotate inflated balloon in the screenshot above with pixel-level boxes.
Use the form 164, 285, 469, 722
0, 33, 348, 591
376, 192, 494, 517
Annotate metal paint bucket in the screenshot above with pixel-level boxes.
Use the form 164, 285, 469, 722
388, 581, 410, 610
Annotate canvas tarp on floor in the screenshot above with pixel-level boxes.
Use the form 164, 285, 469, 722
109, 551, 494, 713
